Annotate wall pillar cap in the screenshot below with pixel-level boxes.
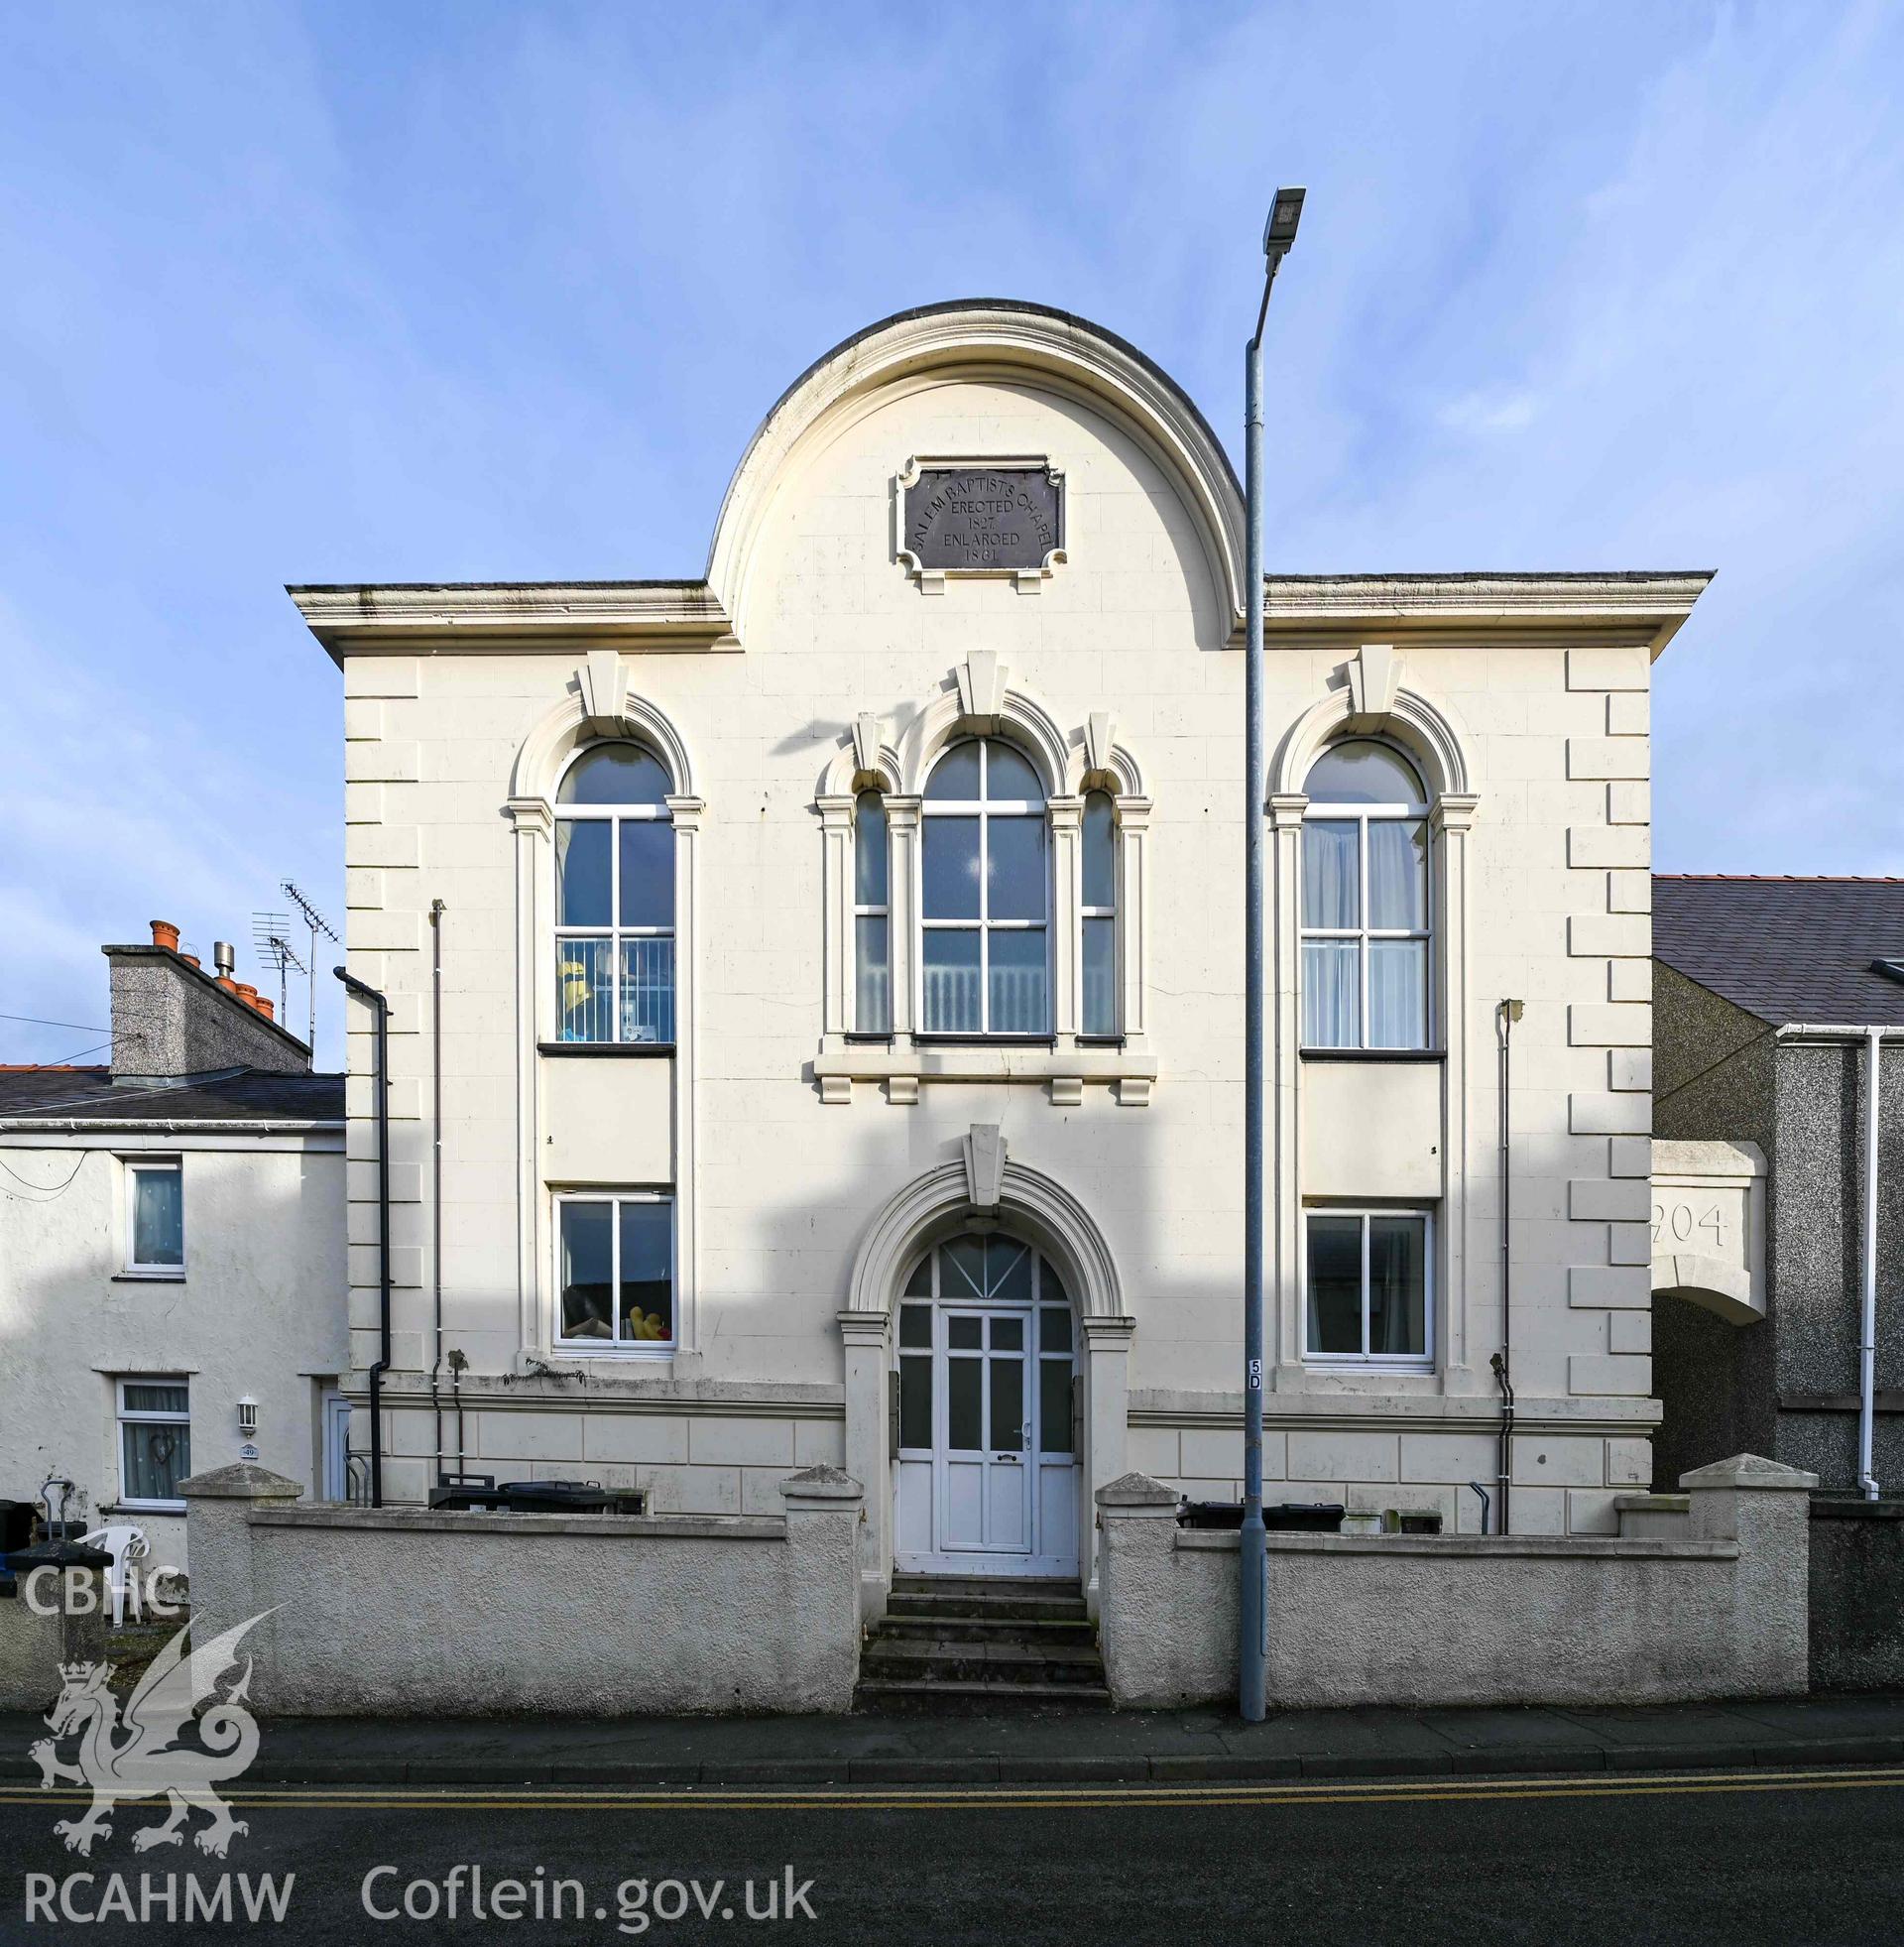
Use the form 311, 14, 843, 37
1095, 1470, 1178, 1509
781, 1465, 864, 1506
1679, 1453, 1819, 1493
836, 1308, 892, 1347
178, 1462, 306, 1502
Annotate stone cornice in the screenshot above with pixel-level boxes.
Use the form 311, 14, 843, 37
1258, 572, 1714, 656
289, 581, 735, 661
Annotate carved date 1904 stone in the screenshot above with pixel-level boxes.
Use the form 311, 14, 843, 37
902, 465, 1063, 575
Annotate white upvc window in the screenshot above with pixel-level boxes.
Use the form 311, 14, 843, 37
1303, 1208, 1433, 1367
125, 1158, 184, 1275
554, 742, 675, 1045
117, 1378, 191, 1510
1300, 739, 1431, 1050
1081, 789, 1118, 1037
853, 790, 892, 1034
555, 1192, 675, 1353
920, 737, 1049, 1036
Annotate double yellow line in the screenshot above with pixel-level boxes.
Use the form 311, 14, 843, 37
2, 1764, 1900, 1813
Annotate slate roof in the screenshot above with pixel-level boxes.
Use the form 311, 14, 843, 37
0, 1066, 344, 1123
1653, 877, 1904, 1029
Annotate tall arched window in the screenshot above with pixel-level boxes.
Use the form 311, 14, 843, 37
1081, 791, 1118, 1036
1301, 738, 1429, 1049
854, 789, 892, 1034
921, 738, 1048, 1035
555, 742, 675, 1043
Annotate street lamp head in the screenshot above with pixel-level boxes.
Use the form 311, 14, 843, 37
1263, 185, 1306, 261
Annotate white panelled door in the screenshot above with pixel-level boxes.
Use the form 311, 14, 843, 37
893, 1233, 1080, 1579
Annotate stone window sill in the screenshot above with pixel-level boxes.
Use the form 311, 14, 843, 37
537, 1041, 675, 1058
813, 1034, 1156, 1105
1299, 1048, 1446, 1063
113, 1270, 186, 1283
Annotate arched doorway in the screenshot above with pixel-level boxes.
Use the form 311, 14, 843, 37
892, 1230, 1081, 1579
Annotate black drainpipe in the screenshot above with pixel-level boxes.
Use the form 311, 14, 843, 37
428, 899, 446, 1489
1492, 999, 1523, 1534
335, 967, 391, 1509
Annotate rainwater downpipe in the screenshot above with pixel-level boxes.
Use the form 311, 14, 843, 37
1860, 1026, 1882, 1502
335, 967, 391, 1509
428, 899, 446, 1488
1493, 999, 1524, 1533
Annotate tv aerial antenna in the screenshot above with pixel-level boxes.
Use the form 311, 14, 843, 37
251, 912, 306, 1026
279, 882, 338, 1050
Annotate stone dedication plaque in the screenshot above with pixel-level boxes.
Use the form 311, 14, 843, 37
901, 464, 1063, 575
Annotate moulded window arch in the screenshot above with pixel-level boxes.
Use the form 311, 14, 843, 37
1300, 737, 1431, 1050
554, 740, 675, 1044
920, 737, 1049, 1035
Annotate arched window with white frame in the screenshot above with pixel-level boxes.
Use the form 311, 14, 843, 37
1300, 738, 1430, 1050
921, 737, 1049, 1036
854, 789, 892, 1034
555, 741, 675, 1044
1081, 790, 1118, 1037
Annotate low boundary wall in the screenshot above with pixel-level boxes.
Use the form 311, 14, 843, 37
1097, 1454, 1814, 1710
180, 1462, 863, 1716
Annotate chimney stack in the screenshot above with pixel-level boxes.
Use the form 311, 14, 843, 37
103, 922, 310, 1080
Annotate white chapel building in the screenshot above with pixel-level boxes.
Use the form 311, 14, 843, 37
291, 302, 1704, 1619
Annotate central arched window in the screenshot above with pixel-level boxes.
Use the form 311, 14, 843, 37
555, 742, 674, 1044
921, 738, 1048, 1035
1301, 738, 1430, 1049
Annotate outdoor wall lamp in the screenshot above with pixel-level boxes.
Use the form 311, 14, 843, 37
236, 1396, 259, 1439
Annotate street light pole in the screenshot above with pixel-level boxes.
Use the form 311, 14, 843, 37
1241, 185, 1305, 1725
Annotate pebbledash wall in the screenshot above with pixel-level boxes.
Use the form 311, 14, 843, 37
291, 302, 1710, 1617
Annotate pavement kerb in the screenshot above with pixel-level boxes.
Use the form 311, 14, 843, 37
7, 1729, 1904, 1791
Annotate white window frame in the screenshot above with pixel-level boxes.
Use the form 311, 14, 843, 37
553, 746, 675, 1046
1080, 789, 1119, 1039
123, 1157, 184, 1277
1300, 748, 1432, 1051
552, 1190, 676, 1357
1301, 1207, 1435, 1370
852, 789, 892, 1034
919, 738, 1051, 1038
116, 1376, 191, 1512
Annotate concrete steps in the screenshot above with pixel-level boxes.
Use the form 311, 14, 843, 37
857, 1576, 1110, 1712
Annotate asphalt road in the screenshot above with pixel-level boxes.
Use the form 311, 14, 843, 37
4, 1767, 1901, 1945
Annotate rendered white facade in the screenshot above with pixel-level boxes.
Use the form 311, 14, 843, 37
0, 1118, 346, 1569
294, 302, 1709, 1615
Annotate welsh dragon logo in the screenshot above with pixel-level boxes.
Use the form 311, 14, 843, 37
30, 1612, 271, 1858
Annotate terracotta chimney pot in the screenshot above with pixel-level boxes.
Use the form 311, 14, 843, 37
254, 997, 275, 1021
234, 982, 260, 1010
179, 954, 200, 969
150, 920, 179, 952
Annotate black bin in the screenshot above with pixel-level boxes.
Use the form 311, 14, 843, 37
1177, 1500, 1245, 1529
0, 1500, 38, 1559
1264, 1502, 1346, 1533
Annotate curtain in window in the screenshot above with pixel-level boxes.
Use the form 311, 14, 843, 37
1302, 821, 1359, 927
121, 1385, 190, 1502
1302, 941, 1360, 1047
131, 1170, 183, 1266
1368, 1215, 1427, 1354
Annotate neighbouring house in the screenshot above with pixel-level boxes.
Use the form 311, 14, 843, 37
281, 297, 1714, 1668
0, 923, 346, 1570
1651, 876, 1904, 1492
1650, 875, 1904, 1689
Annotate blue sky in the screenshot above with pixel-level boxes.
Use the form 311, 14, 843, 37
3, 2, 1901, 1067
